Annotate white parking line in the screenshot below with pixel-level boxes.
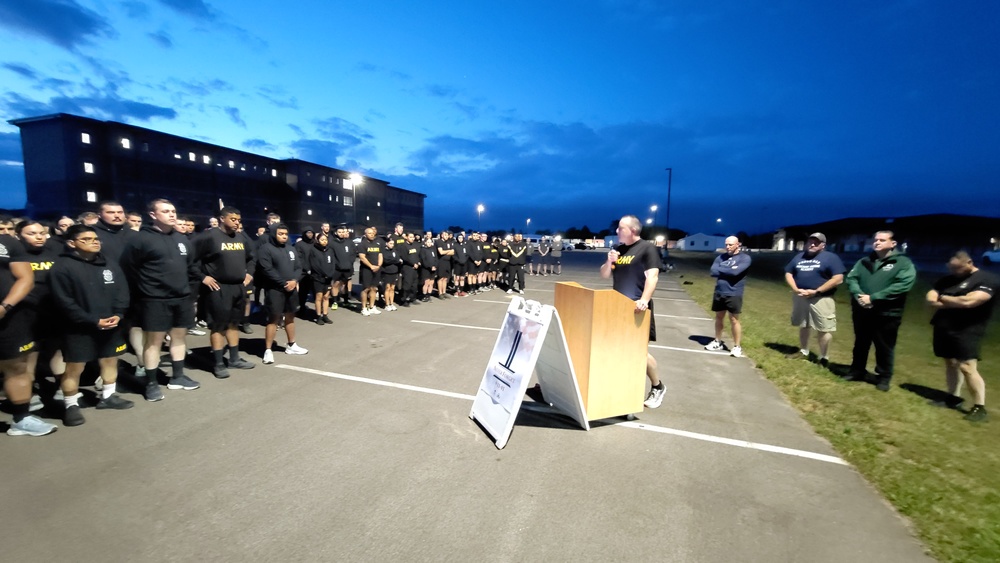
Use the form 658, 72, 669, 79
411, 319, 500, 331
650, 344, 731, 355
274, 364, 847, 466
655, 314, 713, 321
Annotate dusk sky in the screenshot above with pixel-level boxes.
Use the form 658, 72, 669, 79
1, 0, 998, 235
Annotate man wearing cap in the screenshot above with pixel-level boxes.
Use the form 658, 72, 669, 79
783, 233, 846, 365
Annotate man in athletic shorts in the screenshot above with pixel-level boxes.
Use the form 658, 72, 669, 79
193, 207, 257, 379
400, 232, 421, 306
783, 233, 845, 365
600, 215, 665, 409
0, 230, 55, 436
49, 225, 133, 426
256, 224, 308, 364
705, 236, 752, 358
121, 199, 203, 400
358, 227, 384, 315
436, 231, 454, 298
331, 224, 356, 310
466, 232, 483, 294
926, 251, 997, 422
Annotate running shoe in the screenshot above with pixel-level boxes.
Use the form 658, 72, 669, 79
7, 415, 57, 436
704, 340, 725, 351
285, 343, 309, 355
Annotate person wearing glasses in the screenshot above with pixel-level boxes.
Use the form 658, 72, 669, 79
783, 233, 846, 366
49, 225, 133, 426
705, 236, 752, 358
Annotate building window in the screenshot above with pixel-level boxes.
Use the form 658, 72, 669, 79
203, 155, 211, 164
344, 196, 353, 207
228, 160, 235, 169
329, 195, 333, 202
307, 209, 313, 216
86, 191, 97, 202
174, 153, 182, 159
83, 162, 95, 174
321, 175, 326, 182
81, 132, 91, 144
121, 138, 131, 149
377, 202, 381, 207
189, 152, 196, 162
271, 169, 277, 177
240, 163, 246, 171
306, 190, 312, 197
142, 142, 149, 152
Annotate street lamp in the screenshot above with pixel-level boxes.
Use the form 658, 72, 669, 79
664, 167, 672, 248
650, 204, 658, 228
646, 218, 653, 225
477, 204, 485, 231
526, 218, 531, 232
349, 173, 364, 235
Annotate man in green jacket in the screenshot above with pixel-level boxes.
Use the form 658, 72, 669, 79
845, 230, 917, 391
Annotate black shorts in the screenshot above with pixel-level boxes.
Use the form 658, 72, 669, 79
201, 284, 247, 332
313, 281, 332, 294
359, 268, 380, 289
453, 262, 467, 276
437, 262, 452, 279
712, 293, 743, 315
63, 326, 127, 363
139, 297, 195, 332
381, 272, 400, 286
469, 261, 482, 275
933, 327, 984, 361
0, 306, 36, 361
265, 288, 299, 317
334, 269, 353, 284
420, 267, 436, 283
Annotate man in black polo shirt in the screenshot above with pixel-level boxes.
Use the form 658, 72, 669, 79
926, 250, 997, 422
600, 215, 665, 409
358, 227, 383, 315
194, 207, 257, 379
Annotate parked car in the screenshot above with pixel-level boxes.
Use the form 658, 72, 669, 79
982, 249, 1000, 264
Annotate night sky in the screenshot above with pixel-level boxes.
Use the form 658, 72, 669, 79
1, 1, 997, 235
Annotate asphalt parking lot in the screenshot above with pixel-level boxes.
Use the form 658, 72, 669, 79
1, 251, 932, 562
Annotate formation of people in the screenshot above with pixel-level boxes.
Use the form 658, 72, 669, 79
703, 231, 995, 423
0, 202, 559, 437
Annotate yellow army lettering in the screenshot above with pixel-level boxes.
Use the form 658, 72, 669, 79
115, 343, 127, 353
616, 255, 635, 265
19, 341, 36, 353
31, 261, 55, 271
367, 246, 381, 253
220, 242, 245, 251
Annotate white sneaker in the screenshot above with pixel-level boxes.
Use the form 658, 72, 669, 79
285, 343, 309, 355
370, 307, 381, 315
704, 339, 725, 351
263, 349, 274, 364
361, 308, 371, 317
643, 385, 666, 408
506, 289, 513, 294
730, 346, 744, 358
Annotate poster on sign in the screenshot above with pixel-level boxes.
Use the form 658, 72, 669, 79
470, 298, 588, 449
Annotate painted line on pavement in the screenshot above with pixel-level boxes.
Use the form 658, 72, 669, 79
650, 344, 732, 356
411, 319, 501, 331
617, 422, 848, 465
276, 364, 846, 466
655, 314, 713, 321
659, 297, 696, 302
275, 364, 477, 401
474, 299, 513, 305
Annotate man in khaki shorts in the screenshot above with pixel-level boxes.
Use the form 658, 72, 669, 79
784, 233, 846, 366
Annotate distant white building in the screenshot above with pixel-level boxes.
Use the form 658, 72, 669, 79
676, 233, 727, 252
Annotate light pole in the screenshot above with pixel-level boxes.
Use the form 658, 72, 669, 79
664, 167, 672, 247
349, 173, 363, 235
477, 204, 485, 231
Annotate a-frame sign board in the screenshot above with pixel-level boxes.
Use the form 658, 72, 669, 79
470, 298, 589, 449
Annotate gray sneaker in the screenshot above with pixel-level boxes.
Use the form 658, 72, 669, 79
96, 394, 134, 410
144, 377, 164, 402
213, 364, 231, 379
7, 415, 58, 436
167, 374, 201, 390
227, 357, 256, 370
63, 405, 86, 427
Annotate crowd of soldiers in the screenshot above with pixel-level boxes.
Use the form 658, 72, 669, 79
0, 199, 574, 437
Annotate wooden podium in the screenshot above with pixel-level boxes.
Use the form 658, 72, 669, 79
554, 282, 648, 420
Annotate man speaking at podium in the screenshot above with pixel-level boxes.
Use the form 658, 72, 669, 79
600, 215, 665, 409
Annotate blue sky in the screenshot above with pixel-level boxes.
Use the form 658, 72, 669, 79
1, 0, 997, 235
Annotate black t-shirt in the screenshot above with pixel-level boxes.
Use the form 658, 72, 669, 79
359, 237, 383, 270
612, 239, 660, 301
0, 234, 29, 305
931, 269, 998, 333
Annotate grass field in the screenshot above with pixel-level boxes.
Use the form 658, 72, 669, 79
670, 250, 999, 563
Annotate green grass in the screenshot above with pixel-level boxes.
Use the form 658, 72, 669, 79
670, 251, 1000, 563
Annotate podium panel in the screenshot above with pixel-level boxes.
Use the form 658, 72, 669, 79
554, 282, 648, 420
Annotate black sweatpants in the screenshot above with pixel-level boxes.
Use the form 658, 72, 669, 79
850, 303, 903, 382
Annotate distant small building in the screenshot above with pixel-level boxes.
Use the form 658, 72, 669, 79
676, 233, 727, 252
